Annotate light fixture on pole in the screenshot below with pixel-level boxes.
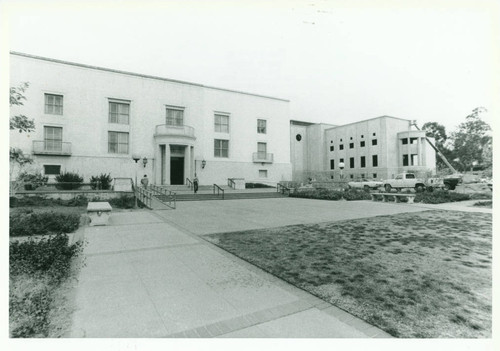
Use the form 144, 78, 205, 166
142, 157, 148, 168
132, 154, 141, 208
339, 162, 345, 179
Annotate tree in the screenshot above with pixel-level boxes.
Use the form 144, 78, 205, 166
10, 82, 35, 133
10, 82, 34, 193
451, 107, 491, 171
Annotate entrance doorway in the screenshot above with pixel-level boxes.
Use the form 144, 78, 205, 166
170, 157, 184, 185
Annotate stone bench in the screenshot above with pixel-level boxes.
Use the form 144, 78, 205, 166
87, 201, 112, 226
371, 192, 416, 204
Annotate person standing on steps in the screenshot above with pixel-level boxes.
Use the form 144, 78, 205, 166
140, 174, 149, 188
193, 174, 199, 194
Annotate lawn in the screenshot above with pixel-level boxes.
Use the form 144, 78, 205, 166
205, 210, 491, 338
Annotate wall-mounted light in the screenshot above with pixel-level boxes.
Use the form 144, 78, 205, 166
132, 154, 141, 163
142, 157, 148, 168
201, 159, 206, 169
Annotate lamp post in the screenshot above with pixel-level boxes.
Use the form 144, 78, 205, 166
132, 154, 141, 208
339, 162, 345, 179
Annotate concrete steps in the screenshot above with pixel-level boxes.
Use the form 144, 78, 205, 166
155, 191, 286, 202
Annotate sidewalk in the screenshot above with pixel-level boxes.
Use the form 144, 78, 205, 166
69, 208, 393, 338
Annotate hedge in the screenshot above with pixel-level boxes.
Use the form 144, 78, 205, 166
10, 211, 80, 237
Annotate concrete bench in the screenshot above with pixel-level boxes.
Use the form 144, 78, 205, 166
87, 201, 112, 226
371, 192, 416, 204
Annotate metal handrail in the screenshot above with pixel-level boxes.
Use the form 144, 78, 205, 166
186, 178, 193, 189
136, 186, 153, 209
148, 184, 176, 209
227, 178, 235, 189
213, 184, 225, 199
277, 183, 291, 195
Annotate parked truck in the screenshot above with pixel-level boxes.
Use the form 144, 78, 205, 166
383, 173, 460, 193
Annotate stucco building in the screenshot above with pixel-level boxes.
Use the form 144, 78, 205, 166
10, 52, 292, 185
290, 116, 436, 181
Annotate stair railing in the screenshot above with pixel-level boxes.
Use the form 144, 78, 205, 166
136, 185, 153, 209
186, 178, 193, 189
227, 178, 236, 189
277, 183, 291, 196
213, 184, 225, 199
149, 184, 176, 209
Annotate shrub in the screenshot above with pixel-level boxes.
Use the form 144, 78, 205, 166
90, 173, 112, 190
245, 183, 274, 189
9, 234, 82, 337
290, 188, 343, 200
18, 171, 48, 190
469, 192, 492, 200
109, 195, 135, 209
415, 190, 470, 204
473, 201, 492, 208
55, 171, 83, 190
10, 211, 80, 237
343, 188, 372, 201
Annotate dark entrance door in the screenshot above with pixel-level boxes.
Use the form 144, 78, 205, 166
170, 157, 184, 185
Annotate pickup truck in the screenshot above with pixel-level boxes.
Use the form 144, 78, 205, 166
383, 173, 460, 192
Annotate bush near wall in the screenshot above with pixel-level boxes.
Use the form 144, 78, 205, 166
290, 188, 344, 201
90, 173, 112, 190
414, 191, 471, 204
10, 234, 82, 337
10, 194, 136, 209
10, 211, 80, 237
55, 172, 84, 190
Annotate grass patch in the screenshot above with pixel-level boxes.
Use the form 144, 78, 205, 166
205, 210, 491, 338
473, 201, 492, 208
289, 188, 371, 201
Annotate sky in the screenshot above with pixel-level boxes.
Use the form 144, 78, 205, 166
2, 0, 499, 134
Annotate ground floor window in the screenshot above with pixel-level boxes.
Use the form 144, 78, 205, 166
349, 157, 355, 168
372, 155, 378, 167
259, 169, 268, 178
403, 154, 409, 166
43, 165, 61, 175
330, 159, 334, 170
108, 131, 129, 154
214, 139, 229, 157
373, 173, 377, 179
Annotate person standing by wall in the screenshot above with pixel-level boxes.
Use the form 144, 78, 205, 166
193, 173, 199, 194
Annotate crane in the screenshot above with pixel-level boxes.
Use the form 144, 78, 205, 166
410, 120, 459, 175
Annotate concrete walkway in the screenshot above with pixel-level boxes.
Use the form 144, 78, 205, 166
71, 198, 436, 338
69, 197, 492, 337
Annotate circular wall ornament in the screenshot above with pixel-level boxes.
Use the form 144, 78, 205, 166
296, 134, 302, 141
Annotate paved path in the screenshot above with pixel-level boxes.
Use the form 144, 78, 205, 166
70, 198, 488, 338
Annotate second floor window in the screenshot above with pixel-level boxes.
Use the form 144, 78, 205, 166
44, 126, 62, 151
109, 101, 130, 124
215, 114, 229, 133
108, 131, 129, 154
45, 94, 63, 115
257, 119, 267, 134
372, 155, 378, 167
214, 139, 229, 158
166, 107, 184, 126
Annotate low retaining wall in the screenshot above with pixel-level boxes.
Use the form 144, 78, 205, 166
12, 190, 133, 201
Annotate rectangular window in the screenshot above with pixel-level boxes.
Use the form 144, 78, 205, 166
44, 165, 61, 175
360, 156, 366, 168
257, 142, 267, 159
411, 154, 418, 166
360, 141, 365, 147
166, 107, 184, 126
372, 139, 378, 146
44, 94, 63, 115
350, 157, 355, 168
402, 138, 408, 145
44, 126, 62, 151
339, 144, 344, 150
373, 173, 377, 179
109, 100, 130, 124
349, 143, 354, 149
361, 174, 365, 179
214, 114, 229, 133
259, 170, 268, 178
214, 139, 229, 158
410, 137, 418, 144
257, 119, 267, 134
330, 146, 334, 151
403, 154, 409, 166
350, 174, 354, 179
108, 131, 129, 154
340, 158, 344, 163
372, 155, 378, 167
330, 159, 335, 170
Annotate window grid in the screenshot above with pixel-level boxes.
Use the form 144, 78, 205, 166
257, 119, 267, 134
215, 114, 229, 133
166, 108, 184, 126
214, 139, 229, 158
108, 131, 129, 154
44, 126, 62, 151
257, 142, 267, 159
44, 94, 63, 115
372, 139, 378, 146
109, 102, 130, 124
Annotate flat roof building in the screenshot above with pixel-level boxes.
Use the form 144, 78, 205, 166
10, 52, 293, 185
